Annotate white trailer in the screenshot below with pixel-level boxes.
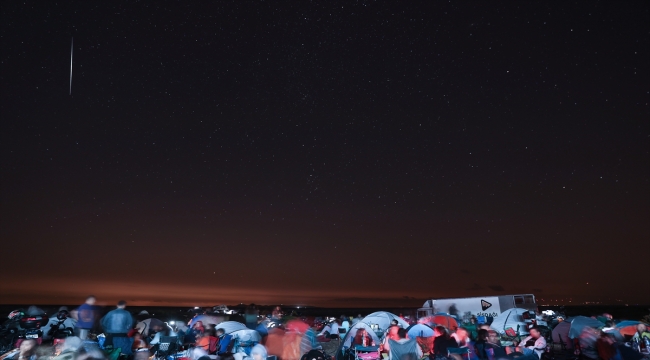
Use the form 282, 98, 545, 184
417, 294, 537, 321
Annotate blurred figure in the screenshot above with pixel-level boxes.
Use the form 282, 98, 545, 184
387, 328, 422, 360
478, 324, 491, 332
579, 327, 600, 360
195, 328, 218, 354
135, 317, 165, 338
271, 306, 282, 321
191, 321, 206, 340
433, 326, 453, 357
255, 317, 269, 345
465, 318, 479, 340
517, 326, 546, 359
170, 320, 189, 338
353, 328, 374, 346
602, 321, 625, 343
131, 332, 148, 351
631, 324, 650, 342
75, 296, 97, 340
250, 344, 267, 360
183, 320, 205, 344
381, 322, 401, 353
54, 336, 82, 360
101, 300, 134, 356
485, 330, 508, 359
302, 327, 322, 352
316, 319, 341, 340
4, 339, 38, 360
245, 304, 259, 330
450, 328, 470, 348
281, 325, 303, 360
215, 328, 233, 360
351, 314, 364, 326
475, 329, 489, 360
597, 331, 619, 360
341, 315, 350, 335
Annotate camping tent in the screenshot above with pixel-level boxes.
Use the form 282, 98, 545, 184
407, 324, 435, 354
615, 321, 648, 337
418, 314, 459, 331
362, 312, 409, 332
341, 322, 382, 349
490, 308, 529, 335
215, 321, 249, 334
568, 316, 604, 339
407, 324, 434, 339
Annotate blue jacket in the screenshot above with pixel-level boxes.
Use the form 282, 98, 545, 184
76, 303, 96, 329
256, 323, 268, 337
218, 334, 233, 355
101, 308, 134, 334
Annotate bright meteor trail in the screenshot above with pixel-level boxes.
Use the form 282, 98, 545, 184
69, 37, 73, 95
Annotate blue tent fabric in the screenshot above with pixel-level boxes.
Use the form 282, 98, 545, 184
407, 324, 434, 339
568, 316, 604, 339
615, 320, 648, 328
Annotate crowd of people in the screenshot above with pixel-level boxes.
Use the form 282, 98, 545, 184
2, 298, 649, 360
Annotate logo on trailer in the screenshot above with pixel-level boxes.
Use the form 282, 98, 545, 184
481, 300, 492, 311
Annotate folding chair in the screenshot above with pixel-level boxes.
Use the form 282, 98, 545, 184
448, 347, 471, 360
155, 336, 179, 360
353, 345, 379, 360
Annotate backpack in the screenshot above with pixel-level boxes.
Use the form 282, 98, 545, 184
301, 349, 330, 360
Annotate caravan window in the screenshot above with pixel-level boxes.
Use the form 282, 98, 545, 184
524, 295, 535, 304
514, 296, 524, 305
417, 310, 428, 318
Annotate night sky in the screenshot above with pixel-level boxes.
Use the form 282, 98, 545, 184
1, 1, 648, 308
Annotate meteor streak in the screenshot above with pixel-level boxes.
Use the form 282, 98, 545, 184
69, 37, 73, 95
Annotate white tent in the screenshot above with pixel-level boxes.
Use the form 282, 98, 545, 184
215, 321, 249, 334
490, 308, 529, 335
362, 311, 409, 332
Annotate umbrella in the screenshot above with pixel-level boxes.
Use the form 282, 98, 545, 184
419, 314, 459, 331
407, 324, 434, 339
568, 316, 604, 339
231, 329, 262, 342
215, 321, 249, 334
362, 312, 409, 331
285, 319, 310, 333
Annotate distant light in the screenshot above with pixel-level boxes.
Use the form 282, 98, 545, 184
169, 321, 175, 325
194, 306, 200, 309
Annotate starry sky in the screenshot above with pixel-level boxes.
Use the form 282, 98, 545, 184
1, 1, 648, 308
